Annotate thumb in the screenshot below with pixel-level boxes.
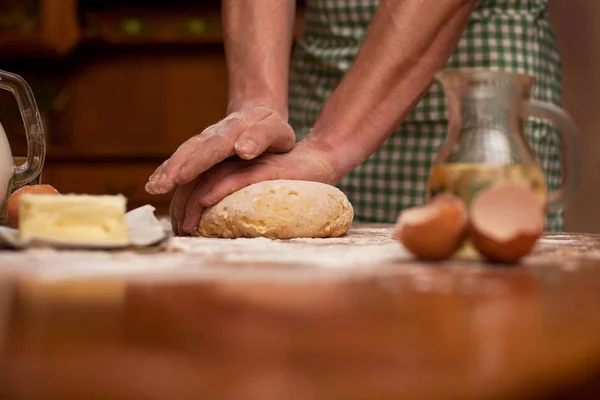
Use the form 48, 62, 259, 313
234, 114, 296, 160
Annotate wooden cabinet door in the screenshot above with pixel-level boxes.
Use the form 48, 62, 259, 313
48, 50, 229, 158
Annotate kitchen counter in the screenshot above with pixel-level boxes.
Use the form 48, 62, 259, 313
0, 224, 599, 399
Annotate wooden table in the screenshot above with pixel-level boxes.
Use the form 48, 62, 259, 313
0, 225, 599, 400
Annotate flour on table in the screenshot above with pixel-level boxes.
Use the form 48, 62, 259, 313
0, 226, 411, 281
168, 225, 411, 268
3, 225, 594, 284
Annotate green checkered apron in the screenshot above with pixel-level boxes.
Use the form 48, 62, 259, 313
289, 0, 564, 231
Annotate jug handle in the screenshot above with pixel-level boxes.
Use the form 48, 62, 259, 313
524, 100, 580, 214
0, 71, 45, 186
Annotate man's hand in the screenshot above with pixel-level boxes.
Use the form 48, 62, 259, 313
145, 106, 295, 195
169, 140, 340, 235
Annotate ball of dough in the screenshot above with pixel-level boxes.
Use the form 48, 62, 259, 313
197, 180, 354, 239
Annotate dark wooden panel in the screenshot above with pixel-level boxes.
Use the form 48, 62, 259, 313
42, 162, 172, 215
45, 50, 228, 158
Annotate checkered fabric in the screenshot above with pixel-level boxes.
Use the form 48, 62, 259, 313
289, 0, 564, 231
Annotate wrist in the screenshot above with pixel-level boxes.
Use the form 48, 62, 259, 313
303, 96, 377, 179
290, 139, 344, 185
227, 99, 288, 120
227, 88, 288, 120
302, 130, 365, 183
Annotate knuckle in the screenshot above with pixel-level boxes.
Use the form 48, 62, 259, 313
174, 170, 194, 185
221, 114, 248, 133
157, 160, 171, 173
191, 133, 206, 143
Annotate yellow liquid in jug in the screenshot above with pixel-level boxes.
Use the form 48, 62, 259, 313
426, 163, 548, 260
427, 163, 548, 207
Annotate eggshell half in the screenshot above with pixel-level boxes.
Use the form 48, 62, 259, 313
395, 194, 468, 261
469, 184, 544, 264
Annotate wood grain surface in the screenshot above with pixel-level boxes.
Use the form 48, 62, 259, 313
0, 226, 599, 400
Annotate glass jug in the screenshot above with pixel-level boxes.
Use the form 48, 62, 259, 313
0, 70, 46, 224
427, 68, 579, 213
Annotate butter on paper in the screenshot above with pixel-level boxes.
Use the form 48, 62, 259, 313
20, 194, 129, 246
0, 205, 168, 249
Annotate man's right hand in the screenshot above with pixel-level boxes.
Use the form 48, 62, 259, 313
145, 106, 295, 195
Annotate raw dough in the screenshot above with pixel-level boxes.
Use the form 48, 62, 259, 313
197, 180, 354, 239
19, 194, 130, 246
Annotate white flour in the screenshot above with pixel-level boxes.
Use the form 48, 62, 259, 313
166, 226, 411, 268
0, 226, 413, 281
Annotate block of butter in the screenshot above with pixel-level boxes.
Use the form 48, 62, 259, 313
19, 194, 130, 247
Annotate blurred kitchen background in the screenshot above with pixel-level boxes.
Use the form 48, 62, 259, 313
0, 0, 597, 232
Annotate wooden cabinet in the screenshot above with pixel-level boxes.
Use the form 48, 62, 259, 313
48, 51, 228, 158
0, 0, 80, 56
82, 5, 224, 46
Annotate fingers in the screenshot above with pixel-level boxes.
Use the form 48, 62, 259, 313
169, 180, 200, 236
148, 159, 168, 182
234, 113, 296, 160
146, 107, 294, 196
198, 164, 275, 208
146, 116, 247, 194
147, 137, 211, 195
174, 116, 247, 183
180, 161, 244, 234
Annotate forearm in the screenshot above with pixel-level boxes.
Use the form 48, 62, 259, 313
306, 0, 477, 176
223, 0, 296, 118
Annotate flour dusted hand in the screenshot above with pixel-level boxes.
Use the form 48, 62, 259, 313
197, 180, 354, 239
145, 106, 295, 196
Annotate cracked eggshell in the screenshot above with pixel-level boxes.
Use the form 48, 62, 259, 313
394, 193, 468, 261
468, 184, 544, 264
